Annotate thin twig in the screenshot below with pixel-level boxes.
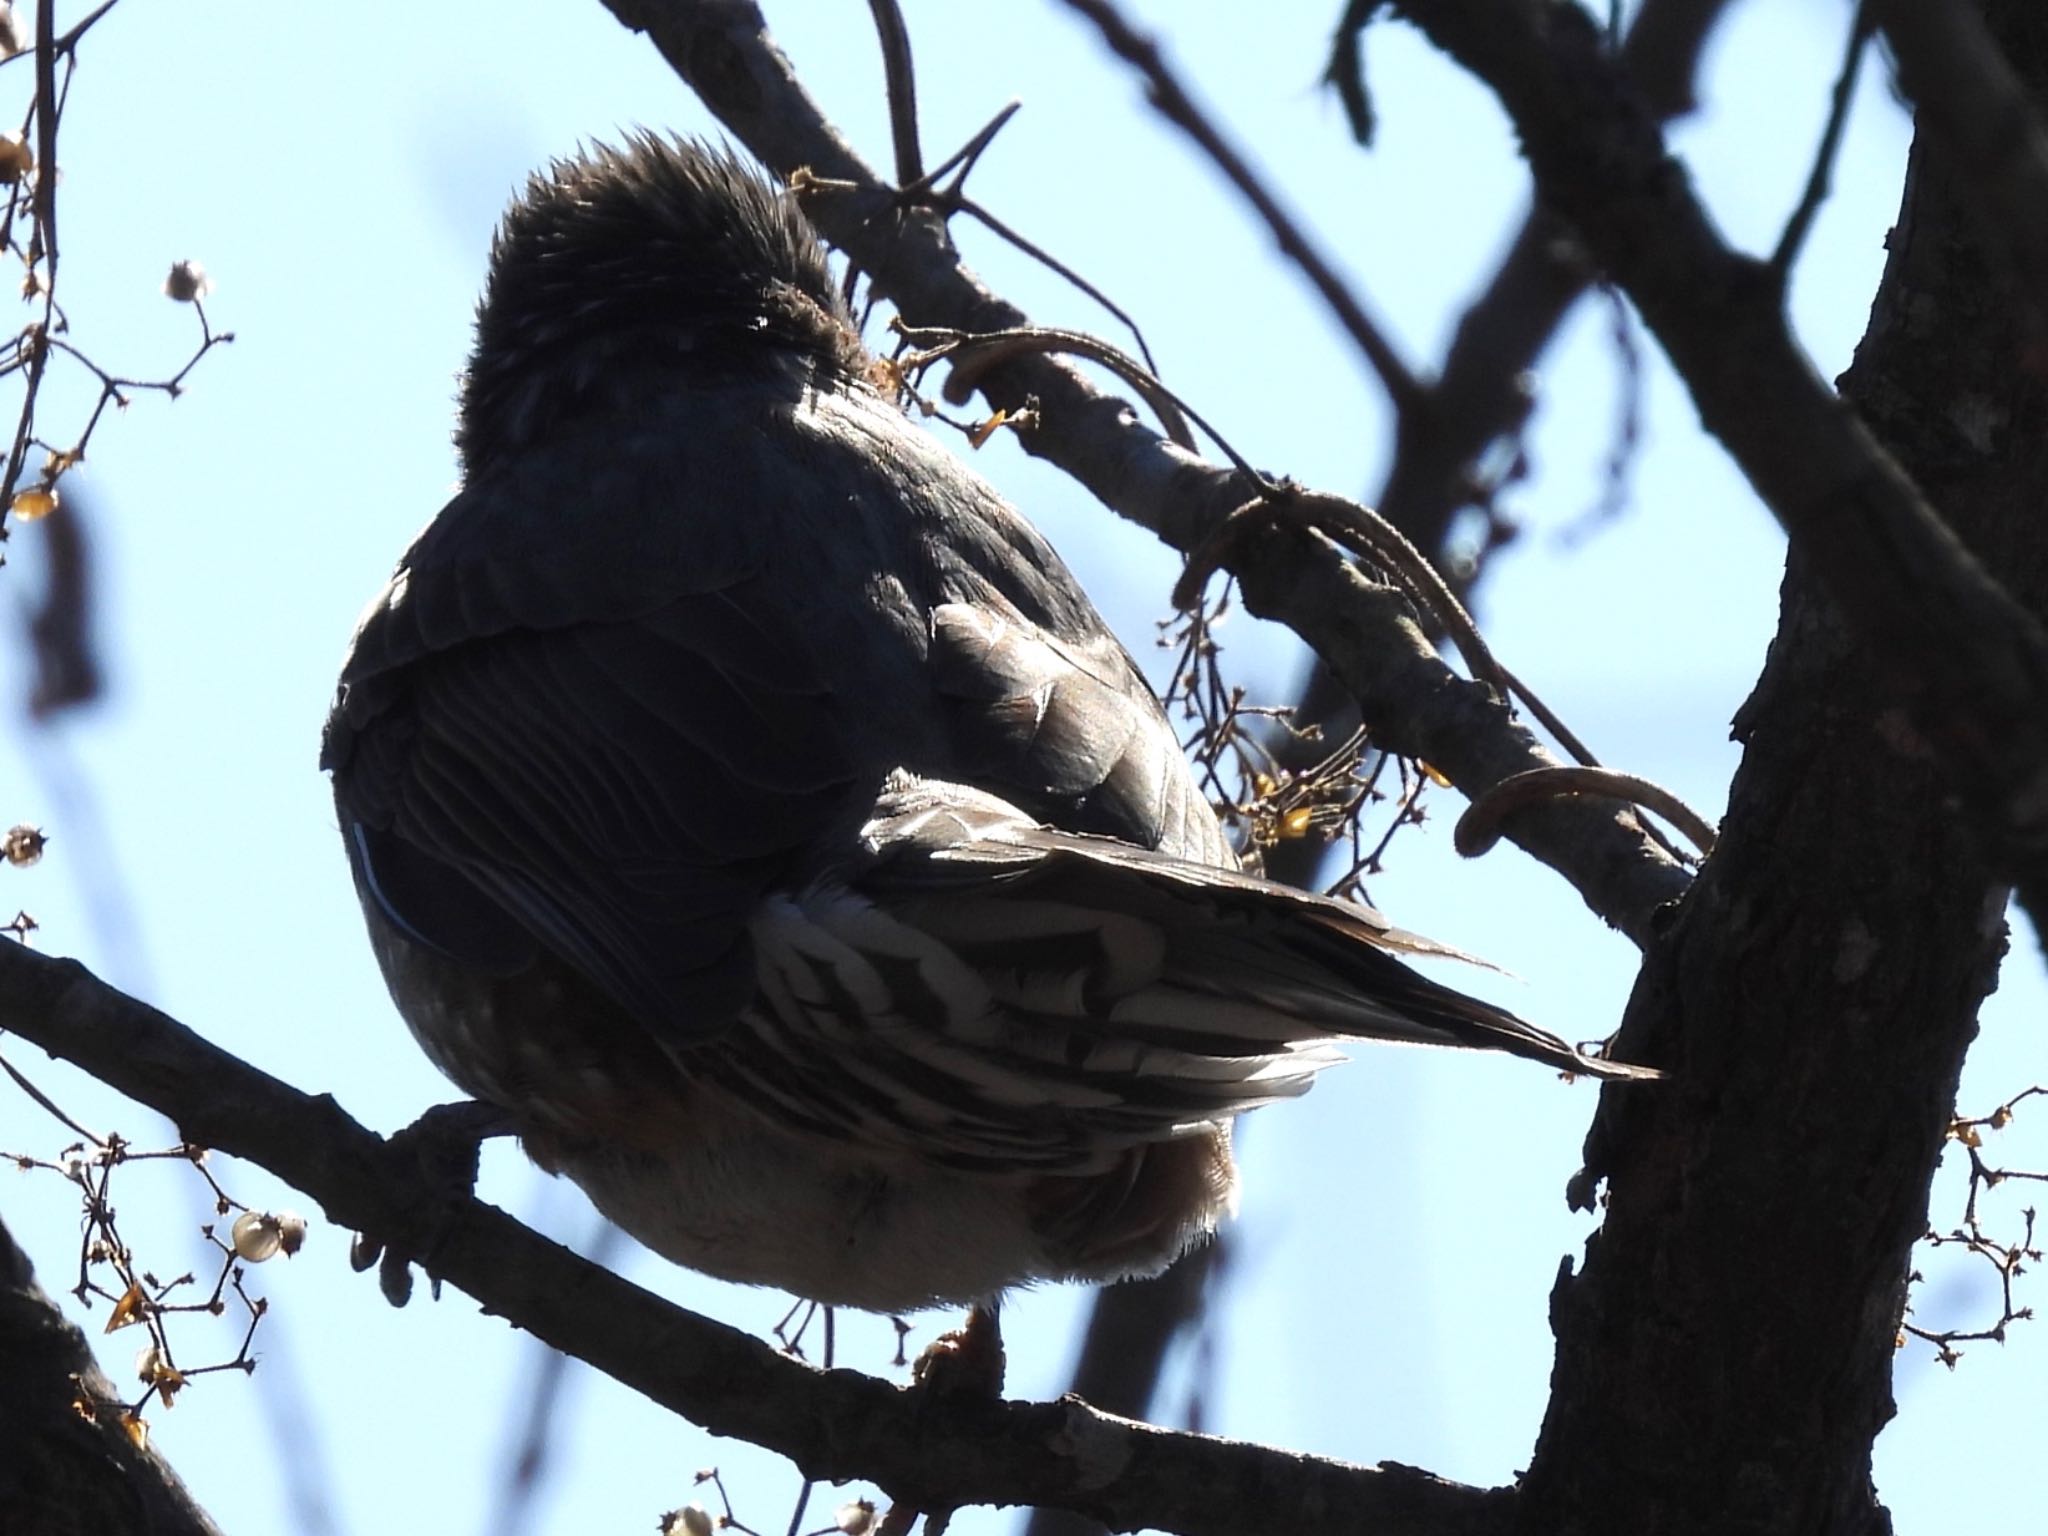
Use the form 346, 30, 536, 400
1173, 486, 1509, 696
1056, 0, 1427, 416
1325, 0, 1385, 146
951, 195, 1161, 378
892, 319, 1209, 457
1769, 2, 1872, 280
1454, 766, 1718, 859
865, 0, 923, 187
1368, 0, 1739, 578
0, 1045, 106, 1145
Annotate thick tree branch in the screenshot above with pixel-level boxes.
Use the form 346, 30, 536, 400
0, 939, 1509, 1536
1872, 0, 2048, 338
1459, 4, 2044, 1532
0, 1214, 225, 1536
1393, 0, 2048, 952
1520, 99, 2029, 1525
597, 0, 1690, 945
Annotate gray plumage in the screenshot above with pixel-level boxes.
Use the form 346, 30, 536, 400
323, 136, 1650, 1312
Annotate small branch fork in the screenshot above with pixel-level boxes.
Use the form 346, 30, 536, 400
1902, 1087, 2047, 1368
0, 0, 233, 547
0, 1045, 293, 1440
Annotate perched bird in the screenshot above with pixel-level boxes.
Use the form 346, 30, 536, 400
323, 136, 1651, 1315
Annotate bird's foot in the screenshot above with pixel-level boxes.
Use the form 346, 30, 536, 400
350, 1099, 514, 1306
911, 1299, 1006, 1400
877, 1303, 1004, 1536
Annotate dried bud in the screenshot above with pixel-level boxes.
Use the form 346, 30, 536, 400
0, 132, 30, 186
0, 5, 19, 60
658, 1505, 716, 1536
835, 1499, 877, 1534
231, 1209, 306, 1261
133, 1344, 187, 1404
9, 487, 57, 522
162, 260, 213, 303
4, 825, 45, 866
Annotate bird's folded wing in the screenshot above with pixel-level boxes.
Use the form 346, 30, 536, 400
930, 602, 1229, 866
704, 777, 1653, 1173
328, 580, 859, 1045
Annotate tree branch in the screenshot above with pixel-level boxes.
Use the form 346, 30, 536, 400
1392, 0, 2048, 953
1872, 0, 2048, 339
0, 938, 1510, 1536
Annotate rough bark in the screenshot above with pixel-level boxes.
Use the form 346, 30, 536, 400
0, 1216, 225, 1536
1520, 9, 2047, 1532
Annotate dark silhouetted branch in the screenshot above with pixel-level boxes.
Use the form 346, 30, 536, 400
0, 937, 1511, 1536
1873, 0, 2048, 339
1393, 0, 2048, 953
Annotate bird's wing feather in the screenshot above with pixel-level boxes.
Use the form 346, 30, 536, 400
330, 587, 860, 1042
323, 405, 870, 1042
703, 777, 1652, 1173
930, 602, 1228, 865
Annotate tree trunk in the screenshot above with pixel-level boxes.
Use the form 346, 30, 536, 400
1519, 9, 2047, 1531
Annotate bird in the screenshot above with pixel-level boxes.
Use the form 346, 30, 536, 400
321, 135, 1654, 1316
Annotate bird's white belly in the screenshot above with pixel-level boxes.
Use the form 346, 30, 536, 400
545, 1101, 1050, 1313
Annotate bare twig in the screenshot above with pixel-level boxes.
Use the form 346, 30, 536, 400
1566, 284, 1644, 534
942, 195, 1162, 379
23, 488, 101, 716
1325, 0, 1386, 146
865, 0, 922, 186
1903, 1086, 2048, 1366
891, 320, 1205, 455
1172, 485, 1509, 695
1454, 766, 1717, 860
1054, 0, 1427, 416
1769, 3, 1873, 280
1371, 0, 1738, 575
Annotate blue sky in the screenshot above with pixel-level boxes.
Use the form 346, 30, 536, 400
1, 2, 2041, 1533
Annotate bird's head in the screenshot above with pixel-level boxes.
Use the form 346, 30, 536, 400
457, 134, 870, 474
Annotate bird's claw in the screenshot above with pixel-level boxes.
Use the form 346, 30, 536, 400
911, 1300, 1006, 1400
351, 1099, 513, 1307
